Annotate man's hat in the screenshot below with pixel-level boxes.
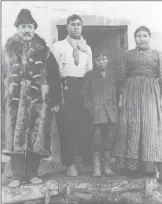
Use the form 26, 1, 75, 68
14, 9, 38, 29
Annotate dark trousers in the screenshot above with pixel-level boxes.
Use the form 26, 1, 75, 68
90, 123, 117, 155
56, 77, 90, 166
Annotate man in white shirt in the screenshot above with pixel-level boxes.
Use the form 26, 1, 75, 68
51, 14, 93, 176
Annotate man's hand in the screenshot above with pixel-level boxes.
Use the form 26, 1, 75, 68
51, 106, 60, 112
41, 84, 49, 93
41, 85, 49, 100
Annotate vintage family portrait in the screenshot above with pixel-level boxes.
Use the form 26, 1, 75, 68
1, 1, 162, 204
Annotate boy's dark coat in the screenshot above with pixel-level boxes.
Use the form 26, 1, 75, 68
82, 64, 118, 124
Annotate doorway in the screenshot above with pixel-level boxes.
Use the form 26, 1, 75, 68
57, 25, 128, 60
56, 25, 128, 165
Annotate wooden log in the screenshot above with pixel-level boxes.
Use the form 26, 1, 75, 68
2, 180, 60, 204
2, 175, 162, 204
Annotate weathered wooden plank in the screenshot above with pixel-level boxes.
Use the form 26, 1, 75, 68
2, 180, 60, 204
2, 175, 162, 204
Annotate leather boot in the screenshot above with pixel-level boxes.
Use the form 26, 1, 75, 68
104, 151, 115, 176
66, 164, 78, 177
92, 152, 102, 177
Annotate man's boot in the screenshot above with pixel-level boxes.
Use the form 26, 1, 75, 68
92, 151, 102, 177
66, 164, 78, 177
104, 151, 115, 176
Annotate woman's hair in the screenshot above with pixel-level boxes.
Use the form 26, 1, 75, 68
93, 46, 110, 60
66, 14, 83, 25
134, 26, 151, 38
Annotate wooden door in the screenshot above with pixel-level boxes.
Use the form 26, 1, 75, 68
57, 25, 128, 58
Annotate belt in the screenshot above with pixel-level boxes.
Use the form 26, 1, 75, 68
62, 76, 83, 80
61, 76, 83, 84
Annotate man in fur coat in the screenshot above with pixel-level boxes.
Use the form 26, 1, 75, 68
2, 9, 62, 186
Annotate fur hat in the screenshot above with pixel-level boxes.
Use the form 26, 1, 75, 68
14, 9, 38, 29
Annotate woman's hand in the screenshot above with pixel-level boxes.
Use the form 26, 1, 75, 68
85, 102, 93, 116
119, 94, 122, 108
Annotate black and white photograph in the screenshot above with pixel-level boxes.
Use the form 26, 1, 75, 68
1, 1, 162, 204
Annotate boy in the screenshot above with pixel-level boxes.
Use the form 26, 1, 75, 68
82, 47, 118, 176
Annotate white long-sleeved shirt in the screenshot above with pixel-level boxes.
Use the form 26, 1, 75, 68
51, 39, 93, 77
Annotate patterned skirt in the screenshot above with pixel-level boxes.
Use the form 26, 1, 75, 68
115, 76, 162, 175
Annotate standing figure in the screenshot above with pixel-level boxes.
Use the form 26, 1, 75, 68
115, 26, 162, 184
82, 47, 118, 176
2, 9, 62, 186
51, 14, 93, 176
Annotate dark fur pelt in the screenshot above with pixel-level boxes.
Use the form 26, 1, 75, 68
158, 52, 162, 95
3, 33, 53, 156
5, 33, 46, 57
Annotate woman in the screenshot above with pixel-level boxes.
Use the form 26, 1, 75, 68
115, 26, 162, 183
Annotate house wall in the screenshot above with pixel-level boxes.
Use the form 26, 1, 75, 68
2, 2, 162, 51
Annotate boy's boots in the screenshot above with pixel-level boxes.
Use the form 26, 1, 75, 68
104, 151, 115, 176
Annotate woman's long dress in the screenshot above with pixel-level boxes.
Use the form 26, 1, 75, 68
115, 47, 162, 174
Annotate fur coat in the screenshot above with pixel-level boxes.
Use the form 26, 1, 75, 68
2, 33, 62, 157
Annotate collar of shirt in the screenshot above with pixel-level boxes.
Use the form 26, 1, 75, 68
94, 69, 108, 78
60, 40, 90, 77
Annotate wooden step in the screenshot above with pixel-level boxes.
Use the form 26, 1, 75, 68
2, 173, 162, 204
